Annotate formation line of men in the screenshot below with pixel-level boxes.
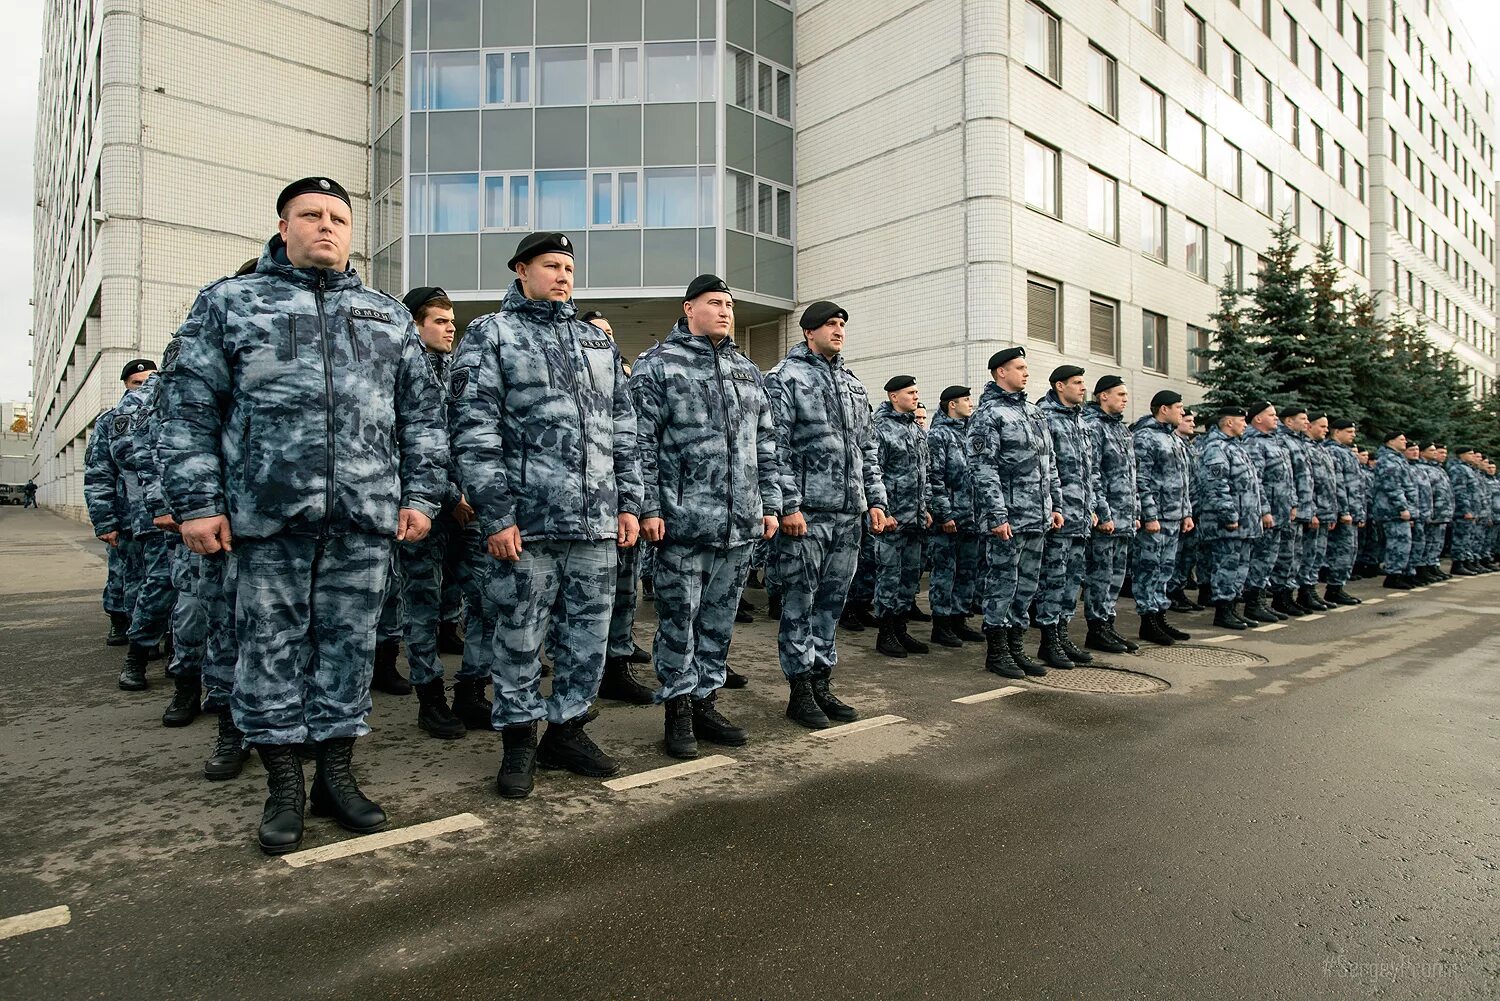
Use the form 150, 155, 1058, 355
82, 176, 1500, 856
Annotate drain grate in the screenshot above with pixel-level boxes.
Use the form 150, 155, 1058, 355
1143, 644, 1268, 668
1028, 666, 1170, 694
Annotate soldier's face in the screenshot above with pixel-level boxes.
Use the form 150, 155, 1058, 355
517, 254, 575, 300
1309, 417, 1329, 440
1334, 427, 1356, 445
588, 317, 615, 339
1436, 447, 1448, 462
1055, 375, 1087, 406
950, 396, 974, 419
805, 317, 845, 357
1177, 413, 1195, 434
1097, 386, 1128, 415
684, 293, 735, 339
1388, 435, 1406, 451
1421, 445, 1439, 461
915, 406, 928, 427
418, 307, 456, 353
1160, 402, 1184, 427
1282, 412, 1308, 432
124, 371, 151, 389
279, 194, 353, 271
995, 358, 1028, 392
1221, 416, 1246, 437
1251, 408, 1278, 432
1404, 444, 1420, 459
889, 386, 920, 414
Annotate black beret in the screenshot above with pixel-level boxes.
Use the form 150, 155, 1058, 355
1181, 407, 1194, 418
508, 231, 575, 271
1308, 411, 1328, 423
884, 375, 917, 393
1280, 404, 1307, 419
1049, 365, 1085, 385
579, 310, 607, 323
940, 385, 971, 404
1383, 430, 1407, 443
1246, 400, 1273, 420
1422, 440, 1443, 449
402, 286, 448, 315
799, 300, 848, 329
1094, 374, 1125, 394
685, 274, 731, 301
1216, 405, 1247, 420
1330, 418, 1355, 430
276, 176, 351, 215
1150, 390, 1183, 411
120, 359, 157, 381
988, 346, 1025, 371
1455, 444, 1478, 455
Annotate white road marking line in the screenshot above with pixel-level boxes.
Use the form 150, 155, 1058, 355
282, 813, 485, 868
952, 686, 1026, 704
1387, 592, 1411, 599
1254, 622, 1287, 631
602, 755, 736, 792
1299, 613, 1326, 621
1331, 604, 1358, 612
1411, 586, 1429, 592
810, 714, 907, 739
0, 905, 71, 941
1363, 597, 1385, 604
1198, 634, 1237, 644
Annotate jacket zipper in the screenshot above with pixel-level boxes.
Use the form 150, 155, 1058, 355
712, 342, 735, 544
316, 273, 335, 536
815, 355, 852, 509
561, 317, 592, 540
288, 316, 299, 360
346, 315, 362, 362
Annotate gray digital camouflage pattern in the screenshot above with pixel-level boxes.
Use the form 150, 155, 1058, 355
1081, 402, 1137, 623
871, 401, 930, 618
1130, 416, 1194, 614
1371, 446, 1415, 573
926, 411, 981, 617
1036, 390, 1096, 625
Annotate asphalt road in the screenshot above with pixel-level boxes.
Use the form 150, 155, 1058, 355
1, 507, 1496, 1000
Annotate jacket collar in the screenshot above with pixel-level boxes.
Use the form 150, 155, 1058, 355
501, 279, 578, 323
256, 235, 362, 291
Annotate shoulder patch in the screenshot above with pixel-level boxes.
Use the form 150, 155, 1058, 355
161, 338, 182, 372
129, 408, 149, 431
351, 307, 394, 323
450, 369, 469, 398
112, 415, 129, 435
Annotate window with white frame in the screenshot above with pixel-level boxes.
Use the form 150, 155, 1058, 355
1224, 43, 1243, 101
1142, 310, 1167, 372
1087, 44, 1118, 119
729, 47, 790, 122
590, 46, 640, 102
536, 169, 586, 228
1223, 237, 1244, 286
1025, 1, 1061, 84
1140, 0, 1165, 37
484, 50, 532, 106
754, 178, 792, 240
1184, 8, 1206, 71
1185, 218, 1207, 279
482, 174, 531, 230
1088, 168, 1118, 242
1253, 162, 1273, 215
1025, 136, 1060, 216
1141, 195, 1166, 261
642, 166, 715, 228
1090, 295, 1119, 360
1140, 81, 1166, 149
1027, 275, 1061, 345
1221, 139, 1243, 197
1189, 325, 1212, 377
1186, 114, 1207, 175
590, 170, 640, 226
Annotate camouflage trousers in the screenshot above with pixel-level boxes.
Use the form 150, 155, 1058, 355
927, 531, 982, 616
377, 522, 451, 685
167, 546, 205, 681
771, 511, 861, 679
1325, 522, 1358, 585
608, 542, 642, 659
129, 533, 178, 648
1272, 523, 1308, 588
1299, 521, 1330, 585
1129, 524, 1182, 614
848, 529, 877, 608
103, 534, 142, 615
1205, 537, 1253, 603
1170, 526, 1199, 591
1451, 518, 1484, 560
652, 541, 754, 700
980, 532, 1045, 630
231, 532, 393, 746
198, 552, 236, 712
638, 539, 656, 581
1247, 524, 1294, 590
485, 539, 616, 728
1036, 535, 1086, 625
872, 528, 924, 618
1421, 522, 1448, 567
1379, 520, 1413, 574
1408, 522, 1428, 569
1083, 533, 1130, 622
455, 528, 496, 683
1357, 521, 1380, 565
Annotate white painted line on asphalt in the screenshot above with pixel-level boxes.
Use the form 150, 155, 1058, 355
0, 905, 71, 941
1198, 634, 1237, 644
1411, 586, 1430, 592
1387, 592, 1411, 599
1363, 597, 1385, 604
810, 714, 907, 739
1255, 622, 1288, 632
1299, 613, 1326, 621
953, 686, 1026, 704
282, 813, 485, 868
603, 755, 736, 792
1331, 604, 1358, 612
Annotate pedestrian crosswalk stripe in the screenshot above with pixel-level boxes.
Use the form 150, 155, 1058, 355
1254, 622, 1287, 631
810, 714, 906, 739
0, 905, 71, 941
603, 755, 736, 792
953, 687, 1025, 704
1299, 613, 1325, 621
281, 813, 485, 868
1330, 604, 1357, 612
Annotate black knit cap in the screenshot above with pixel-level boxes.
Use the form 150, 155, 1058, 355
684, 274, 731, 301
1455, 444, 1478, 455
1151, 390, 1183, 411
988, 346, 1025, 371
940, 385, 971, 404
1094, 374, 1124, 394
120, 359, 156, 381
884, 375, 916, 393
276, 177, 351, 215
507, 231, 575, 271
799, 300, 848, 329
402, 286, 448, 315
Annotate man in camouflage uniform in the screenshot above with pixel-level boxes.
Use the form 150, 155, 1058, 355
871, 375, 932, 659
1034, 365, 1097, 669
1402, 437, 1435, 584
1417, 441, 1454, 583
1321, 419, 1366, 604
969, 346, 1060, 680
765, 301, 889, 728
1168, 408, 1203, 609
449, 231, 641, 798
1239, 401, 1294, 624
1080, 375, 1138, 655
1355, 446, 1381, 577
1297, 413, 1340, 610
1195, 407, 1266, 630
84, 362, 155, 650
631, 275, 780, 759
1130, 391, 1195, 645
1448, 445, 1487, 575
159, 177, 449, 854
1273, 406, 1319, 612
926, 385, 985, 648
1370, 431, 1417, 589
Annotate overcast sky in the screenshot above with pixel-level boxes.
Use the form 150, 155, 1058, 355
0, 0, 1496, 407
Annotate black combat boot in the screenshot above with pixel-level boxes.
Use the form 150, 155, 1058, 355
692, 692, 748, 746
1158, 612, 1193, 640
415, 679, 466, 739
894, 613, 930, 654
1271, 589, 1305, 617
875, 616, 908, 658
310, 737, 387, 834
930, 615, 964, 648
1297, 585, 1331, 611
1168, 588, 1196, 613
496, 722, 538, 798
1055, 623, 1094, 664
810, 671, 858, 722
1323, 584, 1361, 606
838, 604, 867, 632
204, 710, 250, 780
1212, 601, 1248, 629
1106, 617, 1140, 652
663, 695, 697, 760
106, 612, 130, 646
984, 628, 1026, 679
598, 656, 656, 704
785, 675, 831, 729
641, 575, 655, 599
1084, 619, 1128, 654
735, 598, 754, 623
1242, 588, 1280, 624
767, 593, 782, 620
723, 666, 749, 689
1137, 611, 1176, 646
1381, 573, 1414, 590
629, 643, 652, 664
1451, 559, 1476, 576
371, 638, 412, 696
905, 602, 932, 623
161, 673, 201, 727
1196, 583, 1213, 608
1007, 627, 1048, 676
537, 715, 620, 777
118, 642, 151, 691
952, 616, 985, 642
437, 619, 465, 655
450, 678, 495, 730
255, 745, 306, 855
1037, 624, 1074, 670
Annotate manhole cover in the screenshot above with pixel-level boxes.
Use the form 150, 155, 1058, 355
1028, 666, 1170, 694
1144, 644, 1268, 668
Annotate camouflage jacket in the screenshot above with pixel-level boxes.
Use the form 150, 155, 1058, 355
1447, 458, 1484, 519
422, 350, 463, 512
629, 320, 779, 548
1369, 446, 1414, 522
449, 281, 642, 543
969, 382, 1060, 534
1406, 458, 1434, 521
1307, 436, 1343, 521
109, 374, 168, 536
764, 342, 887, 518
1421, 460, 1454, 523
926, 412, 976, 532
1323, 440, 1366, 523
1490, 474, 1500, 523
872, 401, 930, 529
1081, 403, 1137, 536
1240, 426, 1295, 524
157, 235, 449, 541
1130, 417, 1192, 524
1195, 428, 1265, 541
1276, 426, 1317, 521
83, 390, 136, 537
1038, 391, 1096, 538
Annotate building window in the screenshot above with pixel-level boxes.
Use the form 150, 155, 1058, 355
1140, 81, 1166, 149
1222, 237, 1244, 286
645, 42, 701, 103
727, 170, 753, 232
1025, 2, 1062, 84
1189, 325, 1212, 377
1186, 114, 1207, 175
1141, 195, 1167, 262
1224, 44, 1243, 101
1140, 0, 1166, 37
428, 51, 482, 109
484, 50, 533, 106
536, 169, 586, 228
1221, 139, 1243, 197
1087, 44, 1118, 119
1024, 135, 1060, 216
538, 46, 587, 105
1088, 168, 1118, 242
1142, 310, 1167, 372
482, 174, 531, 229
1288, 101, 1301, 148
425, 173, 480, 232
754, 178, 792, 239
1284, 12, 1299, 64
731, 48, 791, 122
590, 46, 640, 103
1185, 8, 1206, 71
1259, 71, 1273, 125
589, 170, 639, 226
1286, 184, 1302, 234
1253, 162, 1272, 215
1027, 276, 1061, 345
1185, 218, 1207, 279
1090, 295, 1119, 361
1314, 123, 1325, 167
1312, 42, 1323, 89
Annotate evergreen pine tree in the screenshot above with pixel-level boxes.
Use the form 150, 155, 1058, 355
1192, 271, 1276, 411
1294, 239, 1357, 418
1245, 215, 1310, 405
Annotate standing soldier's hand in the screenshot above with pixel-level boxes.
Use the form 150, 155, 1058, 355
780, 511, 808, 538
869, 507, 889, 534
1310, 516, 1320, 529
181, 516, 233, 555
488, 525, 523, 561
152, 515, 180, 533
761, 516, 778, 540
640, 516, 666, 543
924, 512, 933, 529
1339, 514, 1353, 525
991, 522, 1013, 540
1399, 510, 1411, 521
453, 496, 475, 527
1143, 520, 1161, 533
1181, 516, 1194, 533
942, 519, 958, 534
398, 508, 432, 542
1100, 520, 1115, 535
618, 513, 640, 547
1050, 511, 1064, 531
1261, 513, 1275, 529
98, 531, 119, 547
